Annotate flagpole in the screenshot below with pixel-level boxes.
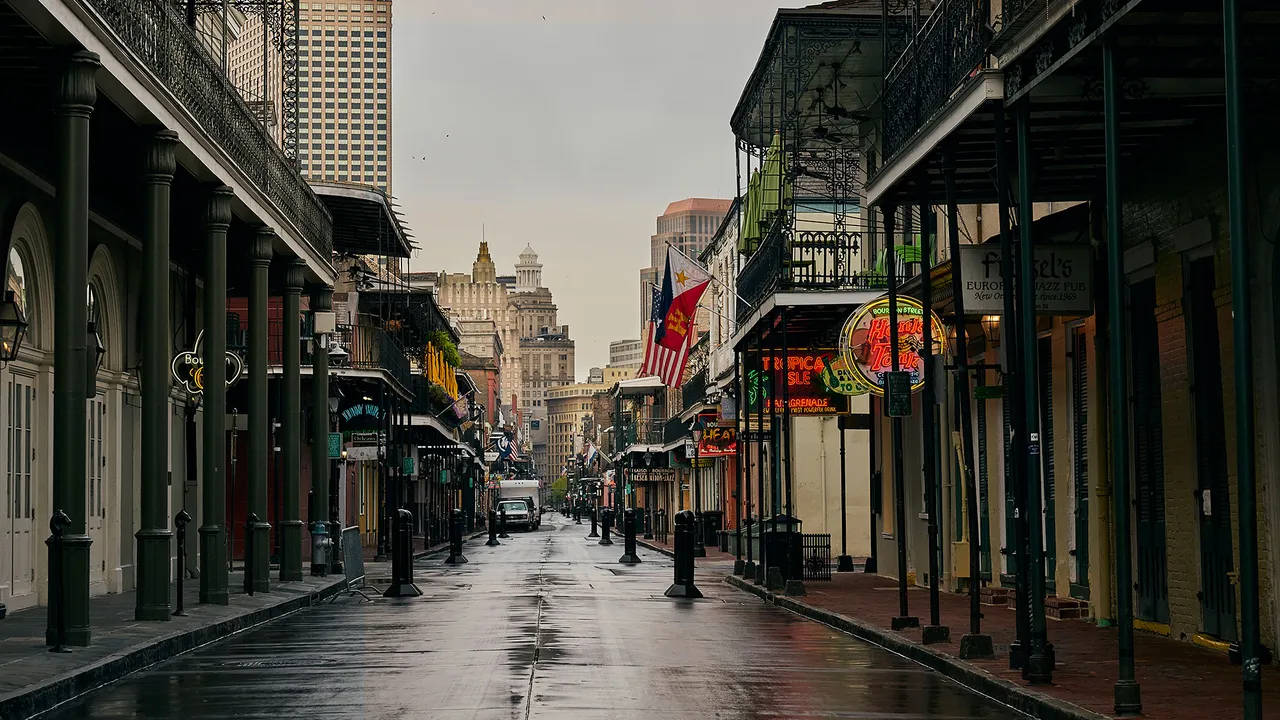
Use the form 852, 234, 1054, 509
663, 240, 759, 316
646, 280, 738, 327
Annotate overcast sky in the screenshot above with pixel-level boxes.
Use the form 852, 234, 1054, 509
392, 1, 786, 380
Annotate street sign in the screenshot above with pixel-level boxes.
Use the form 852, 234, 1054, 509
327, 432, 342, 459
484, 451, 499, 463
886, 371, 912, 417
402, 456, 415, 476
683, 439, 695, 456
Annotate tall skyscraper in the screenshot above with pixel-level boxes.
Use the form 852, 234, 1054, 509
640, 198, 732, 337
297, 0, 393, 192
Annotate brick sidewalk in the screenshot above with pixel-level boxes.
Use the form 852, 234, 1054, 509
732, 570, 1279, 720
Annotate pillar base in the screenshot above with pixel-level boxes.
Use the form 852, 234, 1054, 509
743, 560, 756, 579
249, 521, 271, 593
692, 544, 706, 558
444, 552, 468, 565
1113, 679, 1142, 716
135, 528, 173, 621
837, 554, 856, 572
383, 582, 423, 598
310, 562, 328, 577
921, 624, 951, 645
664, 582, 702, 599
642, 531, 653, 540
1026, 645, 1054, 684
618, 552, 640, 565
959, 633, 995, 659
784, 579, 806, 596
485, 537, 501, 547
863, 556, 877, 574
279, 520, 304, 582
754, 564, 766, 585
765, 567, 785, 591
891, 615, 920, 630
598, 536, 613, 546
198, 525, 229, 605
46, 534, 92, 646
732, 559, 745, 575
586, 529, 599, 539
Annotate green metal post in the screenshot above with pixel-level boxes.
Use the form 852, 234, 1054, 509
247, 230, 273, 592
280, 261, 305, 581
199, 186, 232, 604
47, 50, 98, 646
884, 204, 917, 629
1222, 3, 1261, 716
1016, 102, 1052, 684
310, 287, 332, 576
919, 197, 945, 638
136, 129, 178, 621
1103, 38, 1142, 715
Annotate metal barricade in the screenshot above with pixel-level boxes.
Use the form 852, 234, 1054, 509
801, 533, 832, 581
328, 526, 374, 602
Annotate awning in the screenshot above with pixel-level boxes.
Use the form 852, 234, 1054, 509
613, 375, 665, 397
311, 182, 413, 258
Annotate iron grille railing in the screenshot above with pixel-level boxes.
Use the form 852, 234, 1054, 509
85, 0, 333, 257
801, 533, 832, 581
882, 0, 993, 162
994, 0, 1058, 43
620, 418, 664, 447
736, 223, 883, 323
332, 322, 411, 390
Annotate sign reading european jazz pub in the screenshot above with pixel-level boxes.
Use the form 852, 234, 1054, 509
839, 296, 946, 396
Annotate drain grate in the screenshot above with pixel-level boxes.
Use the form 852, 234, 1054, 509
219, 657, 338, 669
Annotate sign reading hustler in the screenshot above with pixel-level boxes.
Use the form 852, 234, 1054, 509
958, 245, 1093, 315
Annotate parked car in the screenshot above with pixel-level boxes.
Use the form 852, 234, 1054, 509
497, 500, 534, 531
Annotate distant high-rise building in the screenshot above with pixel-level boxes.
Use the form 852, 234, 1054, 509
640, 198, 731, 338
609, 339, 643, 370
296, 0, 393, 192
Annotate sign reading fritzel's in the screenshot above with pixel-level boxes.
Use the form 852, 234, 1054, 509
839, 296, 946, 397
957, 245, 1093, 315
171, 330, 244, 396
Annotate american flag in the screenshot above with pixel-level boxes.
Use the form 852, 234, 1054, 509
640, 285, 693, 386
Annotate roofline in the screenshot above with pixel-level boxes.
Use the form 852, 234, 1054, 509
310, 181, 414, 258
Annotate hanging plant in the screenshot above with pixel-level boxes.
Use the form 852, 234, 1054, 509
426, 329, 460, 368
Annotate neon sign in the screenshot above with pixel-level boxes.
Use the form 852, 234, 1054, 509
839, 296, 946, 396
170, 330, 244, 396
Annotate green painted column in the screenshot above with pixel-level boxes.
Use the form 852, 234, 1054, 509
136, 129, 179, 621
247, 230, 273, 592
199, 186, 233, 604
1103, 39, 1142, 715
1015, 102, 1052, 684
279, 261, 305, 581
310, 287, 332, 576
47, 50, 98, 647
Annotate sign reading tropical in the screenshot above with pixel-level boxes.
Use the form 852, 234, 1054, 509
839, 296, 946, 397
170, 330, 244, 396
697, 426, 737, 457
746, 350, 850, 415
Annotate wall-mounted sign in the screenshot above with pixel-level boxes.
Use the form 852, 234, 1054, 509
840, 297, 946, 397
747, 350, 851, 415
402, 456, 415, 476
484, 451, 499, 463
327, 432, 342, 459
697, 426, 738, 457
339, 400, 383, 432
957, 245, 1093, 315
170, 330, 244, 396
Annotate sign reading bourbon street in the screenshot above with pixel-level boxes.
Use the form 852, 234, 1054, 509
840, 296, 947, 397
958, 244, 1093, 315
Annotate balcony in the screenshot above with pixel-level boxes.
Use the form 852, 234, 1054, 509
681, 367, 708, 410
619, 418, 664, 448
84, 0, 332, 257
736, 218, 885, 323
332, 322, 412, 391
881, 0, 993, 163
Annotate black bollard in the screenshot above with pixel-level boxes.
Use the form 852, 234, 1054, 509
664, 510, 702, 598
574, 504, 581, 524
384, 508, 423, 596
444, 508, 468, 565
643, 504, 653, 540
244, 512, 257, 596
656, 509, 668, 544
587, 507, 599, 538
498, 507, 510, 539
598, 507, 613, 546
46, 510, 71, 652
486, 509, 501, 546
174, 509, 192, 616
618, 508, 640, 564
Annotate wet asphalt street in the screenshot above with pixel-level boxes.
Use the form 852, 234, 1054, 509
43, 514, 1021, 719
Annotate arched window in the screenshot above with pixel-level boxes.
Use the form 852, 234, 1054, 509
7, 247, 29, 325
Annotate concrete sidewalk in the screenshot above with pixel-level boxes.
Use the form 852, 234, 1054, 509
723, 569, 1280, 720
0, 572, 345, 719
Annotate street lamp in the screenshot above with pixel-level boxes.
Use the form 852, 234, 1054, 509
980, 314, 1001, 345
0, 290, 29, 363
642, 450, 654, 540
690, 416, 706, 558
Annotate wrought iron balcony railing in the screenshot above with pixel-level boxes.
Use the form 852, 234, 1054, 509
881, 0, 993, 163
681, 367, 708, 409
85, 0, 333, 258
736, 218, 885, 323
994, 0, 1061, 45
619, 418, 665, 448
331, 322, 412, 391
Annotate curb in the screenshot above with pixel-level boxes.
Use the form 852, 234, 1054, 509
724, 574, 1108, 720
636, 539, 674, 558
3, 578, 345, 720
411, 531, 487, 560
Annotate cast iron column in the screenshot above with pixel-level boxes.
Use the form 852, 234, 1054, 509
279, 261, 305, 581
48, 50, 98, 646
1222, 6, 1262, 717
918, 198, 945, 642
310, 287, 332, 576
1016, 102, 1051, 684
884, 205, 917, 630
733, 351, 745, 574
199, 186, 233, 604
247, 230, 273, 592
1102, 39, 1141, 715
136, 129, 179, 621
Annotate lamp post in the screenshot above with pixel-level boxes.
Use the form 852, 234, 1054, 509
690, 418, 706, 558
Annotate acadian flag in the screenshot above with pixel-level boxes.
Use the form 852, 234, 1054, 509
640, 285, 695, 387
654, 246, 711, 351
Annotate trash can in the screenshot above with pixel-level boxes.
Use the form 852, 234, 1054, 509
701, 510, 724, 546
763, 514, 802, 581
